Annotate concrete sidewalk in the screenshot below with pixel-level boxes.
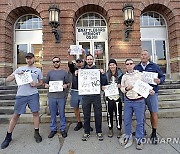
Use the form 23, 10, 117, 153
0, 118, 180, 154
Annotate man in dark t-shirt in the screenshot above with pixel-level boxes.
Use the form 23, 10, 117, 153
45, 57, 70, 138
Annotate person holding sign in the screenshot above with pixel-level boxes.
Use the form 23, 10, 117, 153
68, 53, 94, 132
104, 59, 123, 138
45, 57, 70, 139
68, 54, 84, 131
81, 54, 107, 141
134, 50, 165, 144
120, 58, 154, 150
1, 53, 43, 149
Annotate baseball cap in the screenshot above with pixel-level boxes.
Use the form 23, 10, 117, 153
25, 53, 34, 58
76, 58, 83, 63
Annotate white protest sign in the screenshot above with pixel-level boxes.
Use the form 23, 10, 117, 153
143, 71, 158, 85
70, 45, 82, 55
78, 69, 100, 95
49, 81, 63, 92
104, 83, 119, 97
15, 72, 33, 86
132, 79, 153, 98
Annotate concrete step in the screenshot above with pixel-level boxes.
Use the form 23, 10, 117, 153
1, 99, 180, 115
158, 100, 180, 109
1, 108, 180, 124
0, 100, 15, 106
158, 94, 180, 101
158, 89, 180, 95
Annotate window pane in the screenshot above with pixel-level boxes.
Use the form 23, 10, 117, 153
89, 20, 94, 26
76, 13, 106, 27
141, 41, 152, 58
155, 40, 166, 73
16, 15, 42, 30
83, 20, 88, 26
95, 20, 100, 26
17, 44, 27, 64
101, 20, 106, 26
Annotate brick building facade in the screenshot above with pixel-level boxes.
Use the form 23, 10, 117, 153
0, 0, 179, 80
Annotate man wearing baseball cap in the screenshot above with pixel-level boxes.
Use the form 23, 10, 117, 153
1, 52, 43, 149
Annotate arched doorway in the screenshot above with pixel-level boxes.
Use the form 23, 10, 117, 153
76, 12, 108, 70
14, 14, 43, 69
140, 11, 169, 74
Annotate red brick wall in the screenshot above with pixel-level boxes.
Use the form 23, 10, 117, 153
0, 0, 179, 78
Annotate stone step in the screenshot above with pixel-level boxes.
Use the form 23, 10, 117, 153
158, 89, 180, 95
158, 100, 180, 109
1, 108, 180, 124
0, 100, 15, 106
158, 94, 180, 101
1, 99, 180, 115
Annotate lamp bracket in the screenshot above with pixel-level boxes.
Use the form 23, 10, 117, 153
52, 28, 60, 43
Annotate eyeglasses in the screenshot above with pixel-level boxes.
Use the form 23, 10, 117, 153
53, 61, 60, 63
126, 63, 133, 65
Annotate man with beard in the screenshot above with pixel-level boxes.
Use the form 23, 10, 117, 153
81, 54, 107, 141
45, 57, 70, 138
1, 53, 43, 149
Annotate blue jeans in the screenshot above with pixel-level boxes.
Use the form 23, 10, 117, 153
48, 97, 66, 132
124, 97, 145, 140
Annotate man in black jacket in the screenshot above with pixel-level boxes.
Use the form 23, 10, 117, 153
68, 55, 84, 131
81, 54, 107, 141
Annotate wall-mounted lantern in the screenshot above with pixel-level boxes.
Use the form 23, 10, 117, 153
48, 4, 60, 43
122, 4, 134, 40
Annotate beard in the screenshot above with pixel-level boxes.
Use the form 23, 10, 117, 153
54, 64, 60, 69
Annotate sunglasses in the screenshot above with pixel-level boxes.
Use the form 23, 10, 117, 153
126, 63, 133, 65
53, 61, 60, 63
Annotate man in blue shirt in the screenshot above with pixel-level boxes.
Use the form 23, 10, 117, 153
134, 50, 165, 144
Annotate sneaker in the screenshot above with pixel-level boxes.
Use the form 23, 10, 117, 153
61, 131, 67, 138
82, 134, 90, 141
119, 134, 133, 148
150, 133, 158, 144
124, 137, 133, 149
108, 129, 113, 138
117, 129, 121, 138
1, 136, 12, 149
48, 131, 57, 138
34, 131, 42, 143
136, 142, 143, 150
97, 133, 103, 141
74, 122, 83, 131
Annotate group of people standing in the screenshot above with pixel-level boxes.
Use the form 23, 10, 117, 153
1, 50, 165, 151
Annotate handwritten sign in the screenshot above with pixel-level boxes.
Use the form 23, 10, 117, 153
143, 71, 158, 85
104, 83, 119, 97
132, 79, 153, 98
78, 69, 100, 95
15, 72, 33, 86
49, 81, 63, 92
70, 45, 82, 55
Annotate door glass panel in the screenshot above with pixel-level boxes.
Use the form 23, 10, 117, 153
31, 44, 43, 69
141, 41, 153, 61
155, 40, 166, 73
79, 42, 90, 55
17, 44, 28, 64
94, 42, 105, 69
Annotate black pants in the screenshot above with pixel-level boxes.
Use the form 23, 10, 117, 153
106, 97, 122, 130
82, 95, 102, 134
